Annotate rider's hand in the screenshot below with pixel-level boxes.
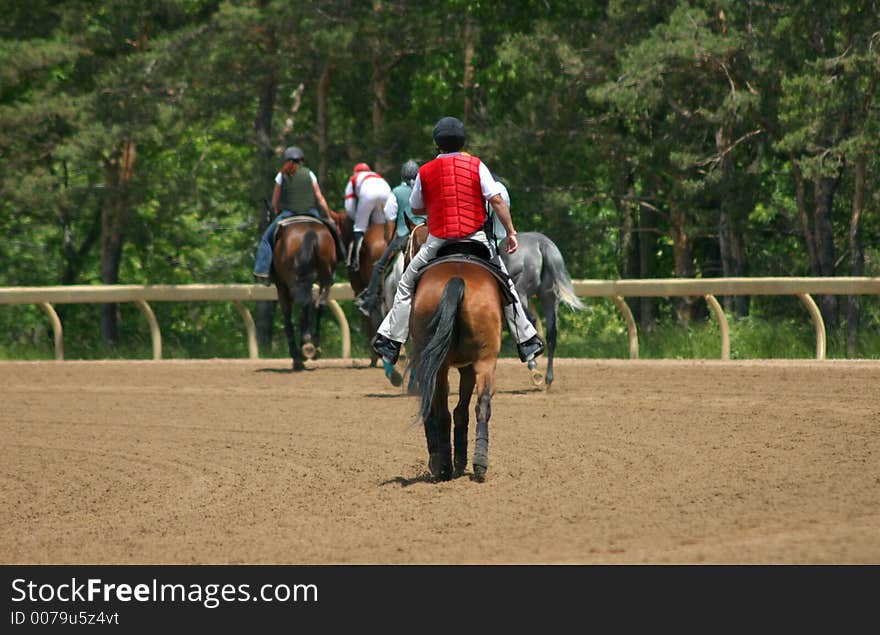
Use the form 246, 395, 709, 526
505, 232, 518, 254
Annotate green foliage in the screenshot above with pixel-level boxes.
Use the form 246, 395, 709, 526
1, 0, 879, 359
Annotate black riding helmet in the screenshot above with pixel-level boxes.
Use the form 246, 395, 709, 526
282, 146, 305, 162
401, 159, 419, 184
432, 116, 466, 152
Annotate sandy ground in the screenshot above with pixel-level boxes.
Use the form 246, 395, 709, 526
2, 357, 879, 564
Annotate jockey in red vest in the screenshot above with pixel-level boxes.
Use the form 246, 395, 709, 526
371, 116, 544, 366
343, 162, 392, 271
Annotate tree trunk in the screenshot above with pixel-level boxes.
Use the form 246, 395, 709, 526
638, 205, 657, 331
100, 140, 136, 346
61, 207, 101, 285
316, 63, 334, 187
791, 159, 819, 275
846, 157, 865, 356
716, 125, 749, 317
669, 200, 696, 325
462, 17, 477, 125
254, 72, 278, 350
813, 172, 840, 329
369, 0, 388, 171
615, 177, 644, 325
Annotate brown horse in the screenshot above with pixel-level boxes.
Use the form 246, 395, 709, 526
272, 218, 337, 370
409, 259, 503, 482
338, 216, 389, 365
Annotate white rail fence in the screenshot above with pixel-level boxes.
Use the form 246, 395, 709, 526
2, 277, 879, 361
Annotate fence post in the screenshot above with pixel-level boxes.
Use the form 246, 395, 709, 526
232, 300, 259, 359
797, 293, 826, 360
38, 302, 63, 361
611, 296, 639, 359
134, 299, 162, 360
704, 294, 730, 360
327, 300, 351, 359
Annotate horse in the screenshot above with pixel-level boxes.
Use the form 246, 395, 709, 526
338, 215, 388, 365
410, 255, 504, 482
380, 223, 429, 390
498, 231, 584, 389
386, 227, 582, 389
271, 217, 338, 371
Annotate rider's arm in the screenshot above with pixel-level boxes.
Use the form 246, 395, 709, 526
383, 194, 398, 242
488, 194, 518, 254
271, 183, 282, 216
313, 180, 332, 219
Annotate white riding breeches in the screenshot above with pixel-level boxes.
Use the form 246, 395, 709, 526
348, 179, 392, 233
377, 230, 538, 345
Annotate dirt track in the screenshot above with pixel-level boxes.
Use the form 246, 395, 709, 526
2, 358, 879, 564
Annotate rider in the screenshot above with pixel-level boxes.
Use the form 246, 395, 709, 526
354, 159, 426, 317
253, 145, 344, 284
343, 162, 392, 271
371, 116, 545, 365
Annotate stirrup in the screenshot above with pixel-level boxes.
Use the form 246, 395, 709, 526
517, 335, 545, 363
372, 334, 401, 365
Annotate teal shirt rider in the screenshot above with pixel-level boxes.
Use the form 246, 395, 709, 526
390, 182, 425, 237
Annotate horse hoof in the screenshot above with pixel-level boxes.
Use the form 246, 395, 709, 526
473, 464, 487, 482
292, 359, 305, 372
387, 368, 403, 387
530, 369, 545, 387
429, 453, 452, 481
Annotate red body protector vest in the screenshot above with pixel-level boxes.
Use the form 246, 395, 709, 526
419, 154, 486, 239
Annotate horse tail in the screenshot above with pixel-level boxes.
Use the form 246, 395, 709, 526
539, 238, 585, 311
413, 277, 465, 424
292, 229, 319, 305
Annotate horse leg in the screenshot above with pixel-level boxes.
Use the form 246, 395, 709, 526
279, 286, 304, 371
453, 366, 476, 477
472, 361, 495, 482
299, 301, 316, 359
426, 370, 452, 481
313, 284, 332, 360
364, 314, 380, 368
312, 301, 324, 359
541, 295, 559, 389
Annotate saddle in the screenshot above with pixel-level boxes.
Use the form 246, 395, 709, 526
272, 214, 324, 243
415, 239, 517, 305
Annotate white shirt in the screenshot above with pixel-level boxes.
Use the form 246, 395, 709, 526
344, 171, 391, 216
383, 191, 399, 223
409, 153, 503, 209
275, 170, 317, 186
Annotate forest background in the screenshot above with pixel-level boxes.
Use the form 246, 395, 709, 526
1, 0, 878, 360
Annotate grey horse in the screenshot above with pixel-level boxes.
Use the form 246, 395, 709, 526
499, 231, 585, 388
381, 230, 583, 390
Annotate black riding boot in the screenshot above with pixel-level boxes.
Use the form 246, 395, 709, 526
347, 231, 364, 271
